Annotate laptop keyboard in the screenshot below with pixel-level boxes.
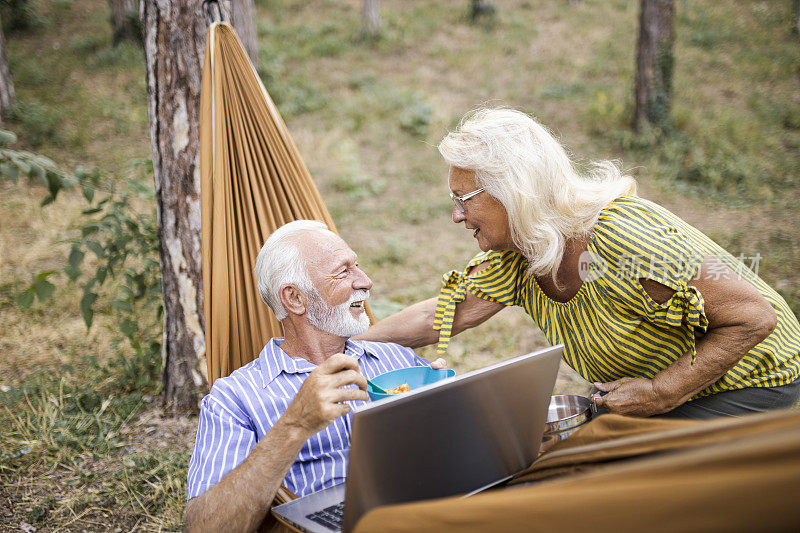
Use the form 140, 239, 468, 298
306, 501, 344, 531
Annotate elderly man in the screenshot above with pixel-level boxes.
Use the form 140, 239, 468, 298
184, 220, 443, 532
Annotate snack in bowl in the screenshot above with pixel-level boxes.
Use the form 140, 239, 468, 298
367, 366, 456, 401
386, 383, 411, 395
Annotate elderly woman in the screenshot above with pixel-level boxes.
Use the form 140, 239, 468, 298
360, 108, 800, 418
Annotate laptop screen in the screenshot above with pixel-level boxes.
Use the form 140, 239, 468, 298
342, 345, 563, 531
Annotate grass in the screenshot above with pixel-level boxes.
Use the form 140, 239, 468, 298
0, 0, 798, 530
0, 360, 189, 531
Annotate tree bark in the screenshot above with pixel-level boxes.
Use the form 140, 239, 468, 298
229, 0, 258, 67
362, 0, 381, 39
794, 0, 800, 37
141, 0, 264, 412
141, 0, 209, 412
633, 0, 675, 132
469, 0, 495, 22
0, 23, 14, 117
109, 0, 141, 45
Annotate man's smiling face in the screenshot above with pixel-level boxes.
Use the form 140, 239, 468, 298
299, 231, 372, 337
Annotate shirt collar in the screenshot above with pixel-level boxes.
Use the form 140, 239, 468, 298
258, 337, 372, 388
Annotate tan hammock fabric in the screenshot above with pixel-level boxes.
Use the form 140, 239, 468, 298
199, 22, 372, 386
352, 409, 800, 532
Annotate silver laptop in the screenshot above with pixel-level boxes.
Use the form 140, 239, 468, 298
272, 344, 563, 532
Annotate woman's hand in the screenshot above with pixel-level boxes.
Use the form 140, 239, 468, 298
430, 358, 448, 369
593, 377, 675, 417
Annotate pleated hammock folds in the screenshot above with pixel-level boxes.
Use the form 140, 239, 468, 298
200, 22, 372, 387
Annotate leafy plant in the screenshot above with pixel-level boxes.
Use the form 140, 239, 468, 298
57, 167, 162, 390
15, 270, 56, 308
3, 132, 164, 390
0, 128, 73, 204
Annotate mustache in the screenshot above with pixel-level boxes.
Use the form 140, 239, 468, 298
346, 290, 370, 304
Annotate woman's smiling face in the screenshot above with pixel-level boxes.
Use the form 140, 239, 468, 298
448, 166, 517, 253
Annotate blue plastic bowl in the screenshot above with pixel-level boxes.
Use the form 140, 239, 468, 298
367, 366, 456, 401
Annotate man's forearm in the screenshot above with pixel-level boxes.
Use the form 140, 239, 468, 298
185, 419, 308, 533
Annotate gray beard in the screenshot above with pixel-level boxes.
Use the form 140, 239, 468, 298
306, 290, 370, 338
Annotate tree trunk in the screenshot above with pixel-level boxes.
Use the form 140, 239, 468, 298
141, 0, 264, 412
229, 0, 258, 67
0, 23, 14, 117
362, 0, 381, 39
109, 0, 141, 45
633, 0, 675, 132
794, 0, 800, 37
141, 0, 209, 412
469, 0, 495, 22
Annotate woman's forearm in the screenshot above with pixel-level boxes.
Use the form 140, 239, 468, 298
596, 273, 778, 417
359, 287, 507, 348
653, 309, 777, 409
359, 297, 439, 348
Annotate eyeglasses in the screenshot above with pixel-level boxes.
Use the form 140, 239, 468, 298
449, 187, 485, 214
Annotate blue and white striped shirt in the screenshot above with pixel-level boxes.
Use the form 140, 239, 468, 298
186, 337, 430, 500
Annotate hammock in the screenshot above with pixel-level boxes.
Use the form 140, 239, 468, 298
352, 409, 800, 532
199, 22, 373, 386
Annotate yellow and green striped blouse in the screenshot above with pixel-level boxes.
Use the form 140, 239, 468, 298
433, 196, 800, 398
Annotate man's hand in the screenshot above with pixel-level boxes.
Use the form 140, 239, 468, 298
281, 353, 369, 438
430, 358, 448, 369
593, 377, 675, 417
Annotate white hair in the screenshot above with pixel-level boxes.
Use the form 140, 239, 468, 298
438, 107, 636, 282
254, 220, 333, 320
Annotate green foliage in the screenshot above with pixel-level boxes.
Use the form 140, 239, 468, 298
256, 21, 357, 118
541, 82, 587, 101
1, 371, 144, 469
66, 33, 143, 72
365, 237, 411, 267
257, 55, 329, 118
367, 298, 406, 320
66, 32, 107, 55
7, 151, 164, 389
588, 91, 625, 133
15, 270, 55, 308
400, 197, 453, 225
6, 98, 63, 147
64, 174, 162, 384
87, 41, 143, 71
681, 4, 733, 50
13, 58, 50, 86
689, 27, 729, 49
467, 0, 497, 30
0, 0, 45, 33
677, 145, 761, 197
399, 101, 434, 140
332, 139, 386, 200
0, 128, 74, 203
26, 496, 55, 524
111, 7, 143, 47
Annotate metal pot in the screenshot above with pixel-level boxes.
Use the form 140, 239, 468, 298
540, 394, 593, 453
